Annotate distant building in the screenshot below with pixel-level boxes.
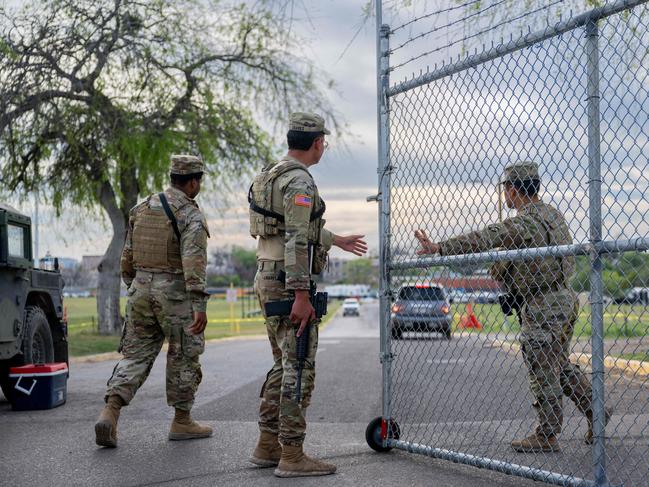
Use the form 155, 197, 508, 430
321, 257, 345, 283
433, 275, 500, 291
321, 257, 380, 285
81, 255, 102, 271
57, 257, 79, 270
324, 284, 371, 299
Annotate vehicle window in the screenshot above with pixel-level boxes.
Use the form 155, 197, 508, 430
398, 286, 445, 300
8, 224, 26, 258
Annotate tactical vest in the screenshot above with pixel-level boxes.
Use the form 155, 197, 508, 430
498, 203, 574, 298
249, 159, 329, 274
248, 159, 326, 242
132, 195, 183, 272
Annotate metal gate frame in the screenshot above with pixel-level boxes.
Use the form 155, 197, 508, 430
371, 1, 649, 486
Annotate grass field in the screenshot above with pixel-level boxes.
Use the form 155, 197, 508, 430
66, 297, 341, 357
450, 302, 649, 340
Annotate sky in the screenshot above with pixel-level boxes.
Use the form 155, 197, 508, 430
5, 0, 649, 263
6, 0, 383, 261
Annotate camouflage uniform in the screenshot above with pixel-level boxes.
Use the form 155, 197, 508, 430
438, 162, 593, 439
105, 155, 210, 411
249, 113, 335, 447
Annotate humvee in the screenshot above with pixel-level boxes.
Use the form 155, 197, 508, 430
0, 203, 68, 402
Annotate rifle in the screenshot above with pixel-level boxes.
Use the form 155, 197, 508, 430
498, 292, 525, 326
264, 275, 327, 402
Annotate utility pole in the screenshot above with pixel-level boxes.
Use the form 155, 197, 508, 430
34, 191, 40, 266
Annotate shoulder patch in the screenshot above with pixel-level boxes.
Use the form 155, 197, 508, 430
294, 194, 312, 207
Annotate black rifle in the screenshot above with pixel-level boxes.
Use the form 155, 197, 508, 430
498, 292, 525, 326
263, 271, 328, 319
264, 275, 327, 402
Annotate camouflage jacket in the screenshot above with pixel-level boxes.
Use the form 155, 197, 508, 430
121, 186, 210, 312
254, 156, 335, 290
438, 200, 575, 298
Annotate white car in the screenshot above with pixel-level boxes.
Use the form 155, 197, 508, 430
342, 298, 360, 317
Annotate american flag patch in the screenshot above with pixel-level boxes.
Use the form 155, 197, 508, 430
294, 194, 312, 207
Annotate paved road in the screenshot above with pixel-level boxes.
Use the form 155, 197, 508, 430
1, 302, 645, 486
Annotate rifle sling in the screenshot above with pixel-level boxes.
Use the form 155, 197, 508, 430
158, 192, 182, 242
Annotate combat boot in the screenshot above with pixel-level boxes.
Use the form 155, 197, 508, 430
95, 395, 124, 448
511, 433, 561, 453
274, 444, 336, 478
168, 408, 213, 440
585, 407, 612, 445
250, 431, 282, 467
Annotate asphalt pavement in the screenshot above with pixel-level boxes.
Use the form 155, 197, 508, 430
1, 302, 644, 486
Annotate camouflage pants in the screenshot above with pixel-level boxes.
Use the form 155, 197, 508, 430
520, 290, 593, 437
105, 271, 205, 411
255, 261, 319, 447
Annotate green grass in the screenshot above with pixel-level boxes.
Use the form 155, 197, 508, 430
450, 302, 649, 340
617, 352, 649, 362
65, 297, 341, 357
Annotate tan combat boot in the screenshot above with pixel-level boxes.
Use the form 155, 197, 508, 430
274, 444, 337, 478
95, 395, 124, 448
511, 433, 561, 453
249, 431, 282, 467
585, 407, 612, 445
168, 408, 213, 440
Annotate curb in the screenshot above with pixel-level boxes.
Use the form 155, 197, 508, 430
70, 307, 341, 364
490, 338, 649, 378
70, 334, 268, 364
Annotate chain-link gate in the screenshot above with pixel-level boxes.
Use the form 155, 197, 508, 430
366, 1, 649, 485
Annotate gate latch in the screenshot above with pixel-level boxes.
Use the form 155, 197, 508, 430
380, 352, 394, 364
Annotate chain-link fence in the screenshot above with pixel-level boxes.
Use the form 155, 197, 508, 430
370, 1, 649, 485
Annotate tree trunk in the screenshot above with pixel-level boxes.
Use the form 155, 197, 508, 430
96, 220, 125, 335
96, 181, 129, 335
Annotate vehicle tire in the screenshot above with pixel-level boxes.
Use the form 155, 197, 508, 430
21, 306, 55, 365
391, 327, 402, 340
444, 327, 453, 340
366, 416, 401, 452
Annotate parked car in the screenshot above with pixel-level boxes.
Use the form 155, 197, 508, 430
473, 291, 500, 304
446, 289, 470, 304
614, 287, 649, 305
390, 284, 452, 340
342, 298, 360, 317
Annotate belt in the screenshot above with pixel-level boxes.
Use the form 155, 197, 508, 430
520, 283, 568, 302
135, 269, 183, 277
257, 260, 284, 272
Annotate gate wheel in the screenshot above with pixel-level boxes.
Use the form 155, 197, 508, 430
365, 416, 400, 452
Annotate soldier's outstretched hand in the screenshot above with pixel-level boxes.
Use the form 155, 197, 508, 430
415, 229, 440, 255
188, 311, 208, 335
334, 234, 368, 256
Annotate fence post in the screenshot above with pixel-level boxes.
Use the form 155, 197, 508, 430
585, 18, 608, 487
376, 0, 393, 446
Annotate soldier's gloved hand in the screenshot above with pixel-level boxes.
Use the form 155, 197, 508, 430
188, 311, 208, 335
414, 229, 440, 255
291, 291, 316, 337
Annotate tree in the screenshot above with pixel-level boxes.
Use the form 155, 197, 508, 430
230, 246, 257, 286
343, 258, 377, 286
0, 0, 337, 334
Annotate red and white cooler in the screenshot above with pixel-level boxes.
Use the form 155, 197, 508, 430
8, 363, 68, 411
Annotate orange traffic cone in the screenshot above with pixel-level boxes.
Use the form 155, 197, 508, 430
458, 302, 482, 330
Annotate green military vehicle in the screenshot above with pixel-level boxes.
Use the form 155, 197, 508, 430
0, 203, 68, 402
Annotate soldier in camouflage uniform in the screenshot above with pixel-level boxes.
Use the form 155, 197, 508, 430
248, 112, 367, 477
95, 154, 212, 448
415, 162, 608, 452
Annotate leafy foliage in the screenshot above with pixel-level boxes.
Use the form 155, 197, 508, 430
0, 0, 337, 211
